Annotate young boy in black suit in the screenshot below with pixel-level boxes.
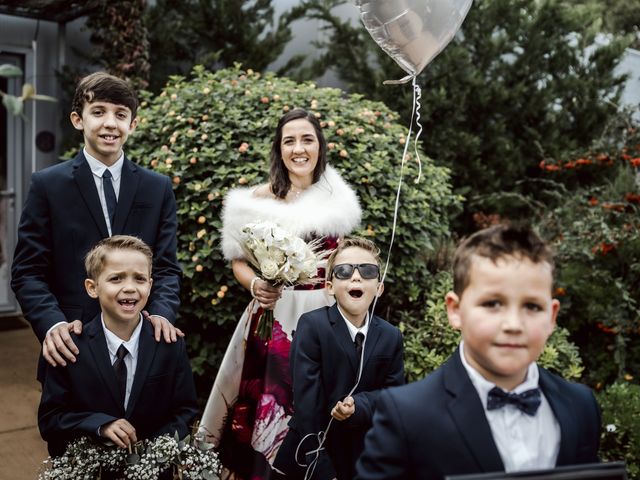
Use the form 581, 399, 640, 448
38, 235, 198, 457
11, 72, 182, 379
274, 237, 404, 480
356, 224, 601, 480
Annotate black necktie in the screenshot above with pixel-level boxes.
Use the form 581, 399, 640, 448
354, 332, 365, 361
113, 344, 128, 406
487, 386, 541, 416
102, 169, 117, 226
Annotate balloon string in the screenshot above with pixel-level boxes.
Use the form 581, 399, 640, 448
377, 76, 418, 288
413, 80, 423, 183
296, 77, 422, 480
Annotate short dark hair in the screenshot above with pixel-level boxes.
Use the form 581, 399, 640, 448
269, 108, 327, 198
326, 236, 381, 278
71, 72, 138, 119
452, 223, 554, 296
85, 235, 152, 280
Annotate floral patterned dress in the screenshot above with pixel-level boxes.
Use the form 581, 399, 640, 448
199, 166, 361, 480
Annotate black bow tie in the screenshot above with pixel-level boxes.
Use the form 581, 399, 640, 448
487, 386, 541, 416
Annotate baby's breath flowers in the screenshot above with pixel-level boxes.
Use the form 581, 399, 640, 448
39, 432, 220, 480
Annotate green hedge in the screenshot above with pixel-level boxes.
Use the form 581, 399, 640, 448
598, 383, 640, 478
129, 65, 459, 384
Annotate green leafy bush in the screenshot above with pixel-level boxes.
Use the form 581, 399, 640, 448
401, 271, 584, 383
535, 121, 640, 386
128, 65, 459, 388
598, 382, 640, 479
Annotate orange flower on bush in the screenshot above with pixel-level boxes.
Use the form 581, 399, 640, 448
575, 158, 593, 166
630, 157, 640, 168
554, 287, 567, 297
596, 322, 616, 334
624, 193, 640, 204
602, 203, 625, 212
592, 242, 617, 255
588, 197, 598, 206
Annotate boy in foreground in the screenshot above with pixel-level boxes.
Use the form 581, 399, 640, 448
38, 235, 197, 456
356, 224, 600, 480
274, 237, 404, 480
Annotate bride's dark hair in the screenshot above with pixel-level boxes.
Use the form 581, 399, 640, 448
269, 108, 327, 199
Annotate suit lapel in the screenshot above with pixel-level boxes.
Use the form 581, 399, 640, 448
126, 321, 157, 416
112, 158, 140, 235
72, 153, 109, 237
444, 349, 505, 473
85, 315, 123, 410
362, 314, 381, 368
328, 304, 359, 372
539, 368, 577, 465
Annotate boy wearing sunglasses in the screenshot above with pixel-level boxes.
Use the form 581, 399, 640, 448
274, 237, 404, 480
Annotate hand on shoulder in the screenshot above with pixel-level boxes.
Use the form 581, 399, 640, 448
43, 320, 83, 367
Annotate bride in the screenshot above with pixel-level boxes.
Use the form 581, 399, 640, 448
199, 108, 361, 479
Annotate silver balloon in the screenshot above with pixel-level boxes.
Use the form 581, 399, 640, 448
355, 0, 473, 83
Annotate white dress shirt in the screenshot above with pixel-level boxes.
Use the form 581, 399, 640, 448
84, 148, 124, 236
459, 341, 561, 472
337, 305, 369, 343
101, 314, 143, 410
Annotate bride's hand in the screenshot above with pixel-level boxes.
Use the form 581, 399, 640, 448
254, 279, 282, 309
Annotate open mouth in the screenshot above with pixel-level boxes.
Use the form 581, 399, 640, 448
100, 134, 119, 142
118, 299, 138, 311
292, 157, 308, 164
348, 289, 363, 299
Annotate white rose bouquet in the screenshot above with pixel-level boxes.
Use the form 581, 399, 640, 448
39, 432, 220, 480
241, 220, 321, 339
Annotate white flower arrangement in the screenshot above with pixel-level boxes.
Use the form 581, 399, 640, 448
39, 432, 220, 480
241, 220, 321, 339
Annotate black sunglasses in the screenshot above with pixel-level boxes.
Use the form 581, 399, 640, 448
331, 263, 380, 280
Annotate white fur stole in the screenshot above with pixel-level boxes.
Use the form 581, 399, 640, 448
220, 165, 361, 260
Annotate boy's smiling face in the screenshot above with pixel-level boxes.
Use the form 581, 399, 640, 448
85, 248, 152, 329
446, 254, 559, 391
70, 100, 137, 166
327, 246, 383, 327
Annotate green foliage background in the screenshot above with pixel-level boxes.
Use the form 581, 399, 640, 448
598, 382, 640, 477
129, 64, 460, 387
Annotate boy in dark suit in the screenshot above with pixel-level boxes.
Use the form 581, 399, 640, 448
356, 224, 601, 480
38, 235, 198, 457
11, 72, 182, 378
274, 237, 404, 480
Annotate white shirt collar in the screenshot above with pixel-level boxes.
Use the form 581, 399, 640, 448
101, 314, 143, 360
337, 305, 369, 342
459, 341, 540, 409
84, 147, 124, 181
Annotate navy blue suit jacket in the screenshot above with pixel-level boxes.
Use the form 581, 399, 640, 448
38, 314, 199, 457
355, 348, 601, 480
274, 304, 404, 480
11, 152, 181, 345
